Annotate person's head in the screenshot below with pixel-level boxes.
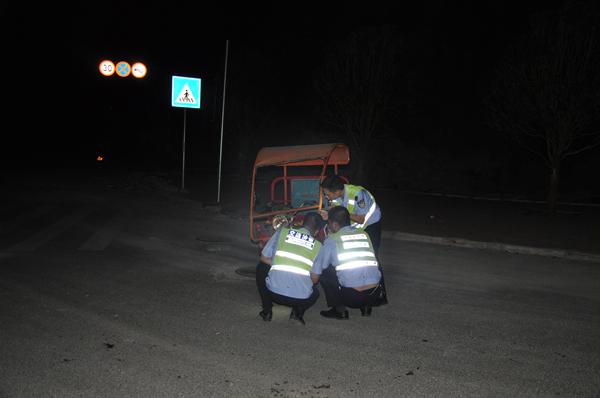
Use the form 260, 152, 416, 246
302, 212, 325, 236
327, 206, 351, 233
321, 175, 345, 201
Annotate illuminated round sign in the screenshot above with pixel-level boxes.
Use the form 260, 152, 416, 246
116, 61, 131, 77
99, 60, 115, 76
131, 62, 147, 78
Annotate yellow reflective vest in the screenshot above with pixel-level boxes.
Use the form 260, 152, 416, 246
271, 227, 322, 276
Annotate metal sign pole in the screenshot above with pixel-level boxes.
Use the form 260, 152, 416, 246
217, 39, 229, 203
181, 108, 187, 191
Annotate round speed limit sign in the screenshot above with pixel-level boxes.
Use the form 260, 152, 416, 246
99, 60, 115, 76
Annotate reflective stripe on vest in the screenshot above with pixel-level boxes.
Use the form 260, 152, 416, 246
333, 230, 378, 272
272, 227, 321, 275
270, 264, 311, 276
336, 260, 379, 271
342, 185, 377, 229
274, 250, 314, 267
337, 251, 376, 261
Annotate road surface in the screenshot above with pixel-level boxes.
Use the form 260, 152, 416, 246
1, 172, 598, 397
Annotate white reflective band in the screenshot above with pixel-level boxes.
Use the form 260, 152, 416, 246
270, 264, 311, 276
354, 202, 376, 229
343, 241, 370, 249
340, 234, 368, 241
362, 202, 377, 225
337, 251, 376, 261
348, 199, 356, 205
336, 260, 379, 271
275, 250, 313, 266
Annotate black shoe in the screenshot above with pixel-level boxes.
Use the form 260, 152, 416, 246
360, 306, 372, 316
289, 308, 306, 325
320, 308, 349, 320
374, 292, 388, 307
259, 310, 272, 322
377, 296, 389, 306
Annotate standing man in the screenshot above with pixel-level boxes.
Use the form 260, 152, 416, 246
311, 206, 383, 319
319, 174, 388, 304
256, 212, 324, 325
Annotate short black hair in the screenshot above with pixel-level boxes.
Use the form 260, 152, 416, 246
328, 206, 351, 227
321, 175, 345, 191
303, 212, 325, 233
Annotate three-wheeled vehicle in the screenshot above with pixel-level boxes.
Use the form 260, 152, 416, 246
249, 143, 350, 249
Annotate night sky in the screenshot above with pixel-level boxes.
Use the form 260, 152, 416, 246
2, 1, 598, 199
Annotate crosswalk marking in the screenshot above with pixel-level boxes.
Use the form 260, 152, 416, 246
78, 210, 129, 251
0, 204, 54, 233
8, 206, 94, 252
0, 204, 164, 253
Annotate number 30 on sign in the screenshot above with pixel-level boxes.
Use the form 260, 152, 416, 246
99, 60, 115, 76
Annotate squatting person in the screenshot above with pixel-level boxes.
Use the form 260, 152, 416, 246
311, 206, 383, 319
255, 212, 324, 325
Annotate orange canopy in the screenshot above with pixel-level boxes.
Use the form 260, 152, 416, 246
253, 143, 350, 168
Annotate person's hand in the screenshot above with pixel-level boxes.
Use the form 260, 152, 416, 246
318, 209, 328, 220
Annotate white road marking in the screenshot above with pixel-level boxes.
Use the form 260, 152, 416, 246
78, 210, 129, 251
8, 206, 94, 251
0, 204, 54, 233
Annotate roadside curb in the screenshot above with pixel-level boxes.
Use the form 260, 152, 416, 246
379, 189, 600, 208
382, 231, 600, 263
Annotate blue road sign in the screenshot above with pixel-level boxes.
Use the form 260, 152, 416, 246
171, 76, 201, 109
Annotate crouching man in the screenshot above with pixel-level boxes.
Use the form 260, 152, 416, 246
256, 212, 324, 325
311, 206, 383, 319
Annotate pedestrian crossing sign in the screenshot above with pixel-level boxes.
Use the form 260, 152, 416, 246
171, 76, 201, 109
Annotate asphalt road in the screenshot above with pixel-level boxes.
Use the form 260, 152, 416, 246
1, 173, 599, 397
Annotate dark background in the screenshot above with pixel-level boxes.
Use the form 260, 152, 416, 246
1, 1, 598, 202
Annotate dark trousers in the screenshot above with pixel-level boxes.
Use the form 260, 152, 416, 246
255, 262, 319, 314
365, 221, 381, 256
319, 266, 383, 310
365, 221, 389, 304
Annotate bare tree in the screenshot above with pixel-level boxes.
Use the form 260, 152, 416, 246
486, 2, 600, 212
315, 26, 399, 183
